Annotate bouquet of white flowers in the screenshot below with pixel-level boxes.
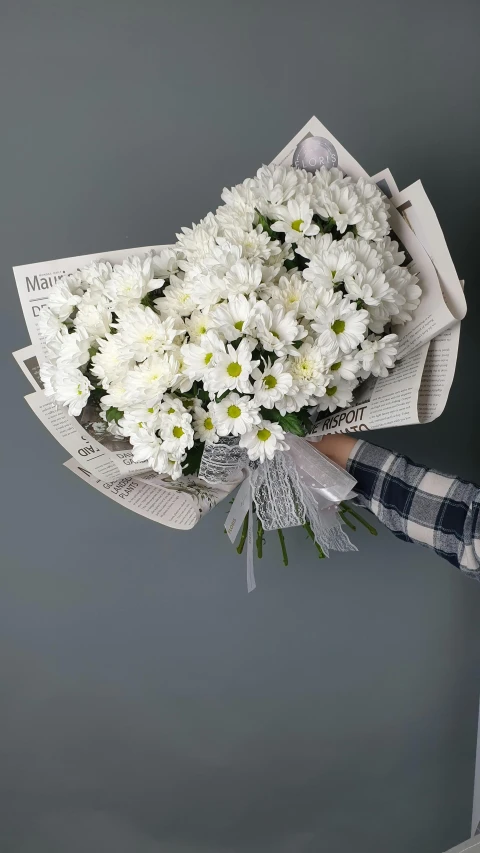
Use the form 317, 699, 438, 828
13, 118, 465, 588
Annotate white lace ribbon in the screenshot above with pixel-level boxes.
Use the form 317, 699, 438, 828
199, 436, 358, 591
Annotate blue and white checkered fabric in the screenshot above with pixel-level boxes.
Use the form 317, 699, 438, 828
347, 441, 480, 579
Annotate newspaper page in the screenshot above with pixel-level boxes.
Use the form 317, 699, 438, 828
273, 117, 465, 358
442, 838, 480, 853
64, 458, 237, 531
309, 322, 461, 437
14, 346, 154, 477
13, 243, 168, 357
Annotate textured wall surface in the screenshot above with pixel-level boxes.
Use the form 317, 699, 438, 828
1, 2, 480, 851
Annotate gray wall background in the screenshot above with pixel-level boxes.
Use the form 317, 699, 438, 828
1, 1, 480, 851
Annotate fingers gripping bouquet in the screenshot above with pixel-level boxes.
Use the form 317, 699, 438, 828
16, 118, 463, 589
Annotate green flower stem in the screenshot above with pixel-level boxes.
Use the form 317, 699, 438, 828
277, 528, 289, 566
237, 512, 249, 555
303, 520, 326, 559
340, 502, 377, 536
339, 510, 356, 532
256, 517, 264, 559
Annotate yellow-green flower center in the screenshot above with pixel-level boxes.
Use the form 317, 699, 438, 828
227, 362, 242, 377
257, 428, 271, 442
204, 417, 214, 431
199, 325, 207, 334
264, 374, 277, 389
326, 386, 337, 397
167, 407, 176, 414
331, 269, 337, 279
204, 352, 213, 364
331, 362, 341, 372
234, 320, 244, 331
291, 218, 303, 232
148, 407, 154, 413
227, 404, 241, 419
331, 319, 345, 334
172, 426, 184, 438
271, 330, 280, 339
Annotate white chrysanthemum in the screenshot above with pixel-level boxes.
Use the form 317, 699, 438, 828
218, 179, 258, 231
104, 256, 157, 307
302, 242, 357, 289
343, 265, 391, 307
156, 274, 197, 316
311, 166, 352, 192
387, 267, 422, 324
315, 378, 357, 412
374, 236, 405, 269
129, 425, 170, 474
359, 334, 398, 378
115, 306, 181, 361
218, 225, 280, 263
39, 360, 57, 397
48, 274, 83, 320
354, 179, 390, 241
75, 300, 112, 339
205, 338, 258, 395
341, 236, 382, 271
116, 402, 159, 438
328, 352, 360, 382
91, 335, 134, 387
55, 327, 92, 369
209, 294, 257, 342
52, 366, 93, 417
213, 392, 260, 437
176, 212, 219, 259
124, 352, 180, 405
285, 334, 338, 406
99, 380, 129, 413
37, 306, 65, 342
183, 309, 212, 342
80, 261, 113, 287
151, 247, 181, 279
312, 299, 369, 354
192, 403, 219, 444
265, 273, 310, 316
252, 358, 293, 407
315, 184, 363, 234
297, 282, 342, 322
239, 419, 289, 463
271, 198, 319, 242
255, 164, 299, 213
255, 303, 306, 357
223, 259, 262, 297
181, 330, 225, 380
159, 411, 194, 458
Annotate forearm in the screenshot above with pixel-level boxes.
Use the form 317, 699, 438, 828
312, 436, 480, 576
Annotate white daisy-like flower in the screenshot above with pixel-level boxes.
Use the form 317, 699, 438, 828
359, 334, 398, 378
115, 306, 181, 361
315, 184, 363, 234
205, 338, 258, 395
218, 225, 280, 263
285, 334, 338, 405
183, 309, 213, 342
192, 403, 219, 444
341, 236, 382, 271
312, 299, 369, 354
302, 242, 357, 289
223, 259, 263, 297
315, 378, 357, 412
47, 274, 83, 320
98, 379, 129, 413
374, 236, 405, 269
129, 425, 169, 473
104, 256, 157, 307
80, 261, 113, 287
265, 273, 310, 316
151, 247, 181, 278
39, 360, 57, 397
175, 212, 219, 260
209, 294, 257, 342
37, 306, 65, 342
297, 281, 342, 322
55, 327, 92, 369
252, 358, 293, 407
117, 402, 159, 438
255, 164, 299, 213
75, 300, 112, 339
213, 392, 260, 437
159, 411, 195, 458
124, 352, 180, 405
156, 274, 197, 316
343, 265, 391, 307
91, 335, 134, 387
239, 419, 289, 462
270, 198, 319, 243
311, 166, 352, 192
52, 366, 93, 417
328, 352, 360, 382
255, 303, 307, 356
218, 179, 258, 231
159, 394, 188, 416
387, 267, 422, 324
181, 330, 225, 380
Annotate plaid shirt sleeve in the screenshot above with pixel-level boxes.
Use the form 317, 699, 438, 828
346, 440, 480, 579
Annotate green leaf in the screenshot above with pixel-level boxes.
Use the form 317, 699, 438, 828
215, 389, 230, 403
182, 441, 204, 476
105, 406, 124, 424
260, 408, 306, 437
